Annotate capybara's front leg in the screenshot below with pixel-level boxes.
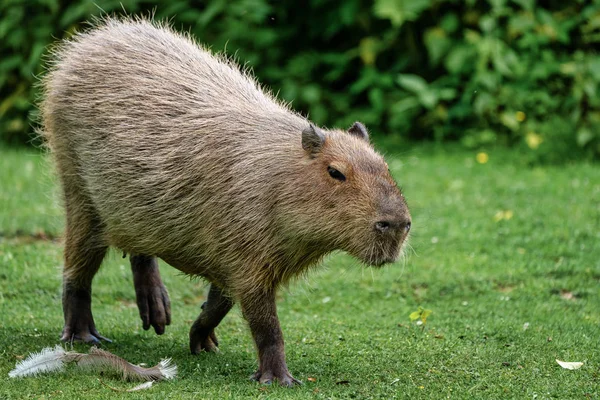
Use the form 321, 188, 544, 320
190, 284, 234, 353
130, 255, 171, 334
241, 290, 301, 387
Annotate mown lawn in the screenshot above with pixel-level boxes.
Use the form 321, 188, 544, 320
0, 145, 598, 399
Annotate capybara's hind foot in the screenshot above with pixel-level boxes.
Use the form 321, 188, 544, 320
190, 327, 219, 354
189, 285, 235, 354
251, 368, 302, 387
60, 324, 112, 344
62, 285, 111, 344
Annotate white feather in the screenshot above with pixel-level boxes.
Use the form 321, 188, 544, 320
127, 382, 154, 391
9, 345, 67, 378
158, 358, 177, 380
9, 345, 178, 382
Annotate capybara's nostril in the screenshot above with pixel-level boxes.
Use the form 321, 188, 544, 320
375, 221, 391, 233
375, 219, 411, 234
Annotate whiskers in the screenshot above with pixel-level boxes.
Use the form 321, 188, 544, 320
403, 240, 418, 258
395, 244, 410, 279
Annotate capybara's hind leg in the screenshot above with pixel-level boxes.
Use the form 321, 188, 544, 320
130, 255, 171, 334
61, 196, 109, 344
190, 284, 234, 353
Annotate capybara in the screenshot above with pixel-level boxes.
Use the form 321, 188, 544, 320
40, 17, 411, 386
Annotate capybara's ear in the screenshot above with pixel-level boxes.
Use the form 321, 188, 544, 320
302, 124, 325, 157
348, 122, 369, 142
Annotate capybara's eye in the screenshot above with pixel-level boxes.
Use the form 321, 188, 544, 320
327, 166, 346, 182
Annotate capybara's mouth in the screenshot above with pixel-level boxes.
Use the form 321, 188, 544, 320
370, 253, 400, 267
358, 238, 403, 267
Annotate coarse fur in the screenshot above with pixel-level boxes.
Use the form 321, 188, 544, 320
40, 16, 411, 385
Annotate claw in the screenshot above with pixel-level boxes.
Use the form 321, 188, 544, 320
60, 329, 112, 344
190, 328, 220, 354
252, 370, 301, 387
131, 255, 171, 336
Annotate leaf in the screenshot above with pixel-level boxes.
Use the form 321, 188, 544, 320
397, 75, 439, 109
368, 88, 385, 114
397, 74, 428, 93
409, 307, 433, 325
418, 91, 438, 110
577, 127, 594, 147
58, 2, 93, 27
444, 45, 475, 74
391, 97, 421, 114
359, 37, 380, 66
440, 13, 459, 33
373, 0, 431, 28
500, 112, 520, 131
556, 360, 583, 370
512, 0, 535, 11
420, 309, 432, 323
37, 0, 60, 14
438, 88, 457, 101
301, 84, 321, 104
424, 27, 451, 66
526, 132, 543, 149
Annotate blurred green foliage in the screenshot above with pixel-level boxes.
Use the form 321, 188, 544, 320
1, 0, 599, 161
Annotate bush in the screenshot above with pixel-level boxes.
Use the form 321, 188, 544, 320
1, 0, 599, 161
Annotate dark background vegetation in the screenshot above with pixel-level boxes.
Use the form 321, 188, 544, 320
1, 0, 599, 163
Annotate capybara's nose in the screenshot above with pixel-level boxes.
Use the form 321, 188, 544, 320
374, 219, 411, 234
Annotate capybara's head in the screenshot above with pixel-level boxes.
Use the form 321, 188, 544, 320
286, 122, 411, 267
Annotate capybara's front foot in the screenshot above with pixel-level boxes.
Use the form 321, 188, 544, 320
251, 368, 302, 387
131, 255, 171, 335
189, 325, 220, 354
133, 276, 171, 334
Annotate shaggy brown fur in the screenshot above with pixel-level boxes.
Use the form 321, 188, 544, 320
40, 17, 411, 386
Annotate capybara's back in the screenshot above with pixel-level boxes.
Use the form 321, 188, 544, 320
41, 17, 411, 386
42, 18, 308, 283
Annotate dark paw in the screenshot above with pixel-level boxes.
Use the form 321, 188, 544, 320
135, 283, 171, 335
190, 328, 220, 354
60, 325, 112, 344
251, 369, 302, 387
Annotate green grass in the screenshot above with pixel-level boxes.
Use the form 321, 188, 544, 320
1, 145, 599, 399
